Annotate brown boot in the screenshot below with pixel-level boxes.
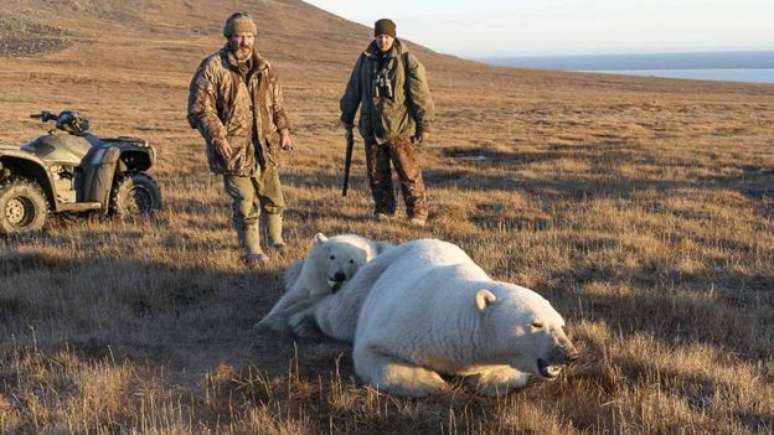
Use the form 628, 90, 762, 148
265, 213, 287, 255
240, 224, 268, 266
374, 212, 394, 222
409, 217, 426, 227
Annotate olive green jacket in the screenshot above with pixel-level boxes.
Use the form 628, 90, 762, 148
340, 39, 434, 144
187, 46, 291, 176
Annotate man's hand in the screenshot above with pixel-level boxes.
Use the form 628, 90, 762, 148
214, 138, 233, 160
280, 129, 293, 151
411, 132, 430, 145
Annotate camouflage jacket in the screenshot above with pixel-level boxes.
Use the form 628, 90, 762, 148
187, 46, 291, 176
340, 39, 434, 145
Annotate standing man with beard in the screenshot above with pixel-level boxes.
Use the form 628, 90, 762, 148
188, 12, 293, 266
340, 18, 434, 226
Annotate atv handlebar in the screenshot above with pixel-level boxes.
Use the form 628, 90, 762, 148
30, 111, 59, 123
30, 110, 91, 135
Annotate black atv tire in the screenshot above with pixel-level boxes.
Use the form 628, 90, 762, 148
109, 172, 162, 217
0, 179, 48, 234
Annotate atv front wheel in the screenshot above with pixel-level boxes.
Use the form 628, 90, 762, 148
110, 172, 162, 217
0, 179, 48, 234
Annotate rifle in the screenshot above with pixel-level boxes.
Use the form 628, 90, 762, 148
342, 127, 354, 197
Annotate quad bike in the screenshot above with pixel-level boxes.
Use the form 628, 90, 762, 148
0, 110, 162, 234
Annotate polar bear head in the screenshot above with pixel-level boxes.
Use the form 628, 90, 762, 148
476, 284, 579, 380
306, 233, 392, 294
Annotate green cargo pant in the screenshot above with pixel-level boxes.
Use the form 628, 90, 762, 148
223, 164, 285, 255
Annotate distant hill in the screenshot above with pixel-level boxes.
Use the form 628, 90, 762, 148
0, 0, 447, 64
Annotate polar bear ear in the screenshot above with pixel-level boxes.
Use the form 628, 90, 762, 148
314, 233, 328, 245
475, 289, 497, 312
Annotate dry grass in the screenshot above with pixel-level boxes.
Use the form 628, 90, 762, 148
1, 0, 773, 433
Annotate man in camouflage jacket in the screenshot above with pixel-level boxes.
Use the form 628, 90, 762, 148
188, 12, 292, 264
340, 18, 434, 226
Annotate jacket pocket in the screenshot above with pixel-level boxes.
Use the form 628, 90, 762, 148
224, 134, 250, 172
262, 135, 279, 167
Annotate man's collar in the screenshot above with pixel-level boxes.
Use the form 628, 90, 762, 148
221, 45, 269, 72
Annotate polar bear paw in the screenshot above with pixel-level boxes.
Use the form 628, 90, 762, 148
355, 347, 448, 397
468, 367, 531, 397
253, 313, 287, 334
288, 308, 321, 338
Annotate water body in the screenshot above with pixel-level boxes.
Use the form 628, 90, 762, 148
482, 51, 774, 84
580, 68, 774, 84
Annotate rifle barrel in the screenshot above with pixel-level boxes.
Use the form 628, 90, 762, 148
342, 129, 354, 197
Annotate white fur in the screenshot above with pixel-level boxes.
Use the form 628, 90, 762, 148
256, 233, 392, 333
290, 239, 578, 397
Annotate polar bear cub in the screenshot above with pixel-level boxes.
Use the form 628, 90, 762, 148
290, 239, 579, 397
256, 233, 392, 333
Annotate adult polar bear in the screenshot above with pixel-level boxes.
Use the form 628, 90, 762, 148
289, 239, 579, 397
256, 233, 392, 333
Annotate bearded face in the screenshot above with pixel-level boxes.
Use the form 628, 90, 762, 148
229, 32, 255, 62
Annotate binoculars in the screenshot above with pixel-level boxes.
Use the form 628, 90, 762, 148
374, 73, 394, 99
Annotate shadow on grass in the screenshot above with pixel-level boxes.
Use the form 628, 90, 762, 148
442, 146, 560, 166
284, 170, 367, 192
437, 143, 772, 222
706, 166, 774, 219
0, 251, 297, 373
426, 167, 702, 199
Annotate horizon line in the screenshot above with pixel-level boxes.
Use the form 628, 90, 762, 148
472, 49, 774, 60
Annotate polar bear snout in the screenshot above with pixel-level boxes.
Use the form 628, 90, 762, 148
537, 336, 579, 379
552, 331, 580, 363
537, 349, 577, 379
553, 344, 580, 364
327, 271, 349, 292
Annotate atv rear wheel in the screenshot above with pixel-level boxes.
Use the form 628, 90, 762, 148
0, 179, 48, 234
110, 172, 162, 217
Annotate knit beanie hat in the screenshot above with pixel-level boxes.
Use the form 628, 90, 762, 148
224, 12, 257, 38
374, 18, 396, 38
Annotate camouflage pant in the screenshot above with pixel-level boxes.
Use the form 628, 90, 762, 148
223, 164, 285, 250
365, 137, 428, 219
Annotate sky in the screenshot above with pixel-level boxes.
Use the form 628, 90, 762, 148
304, 0, 774, 58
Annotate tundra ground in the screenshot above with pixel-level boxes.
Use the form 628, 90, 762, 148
0, 1, 772, 433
